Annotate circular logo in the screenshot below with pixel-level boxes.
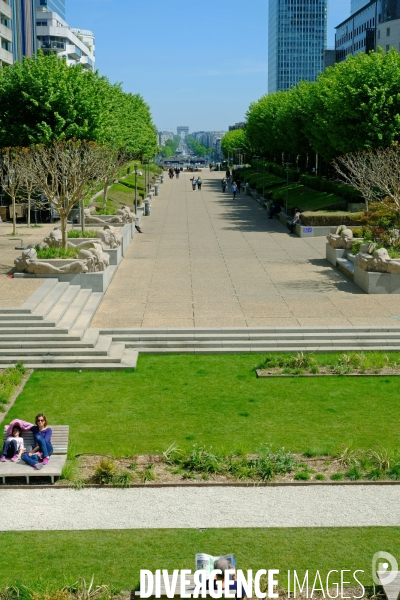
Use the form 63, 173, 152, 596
372, 552, 399, 586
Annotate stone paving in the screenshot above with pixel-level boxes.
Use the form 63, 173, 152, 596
91, 171, 400, 329
91, 171, 400, 328
0, 221, 59, 308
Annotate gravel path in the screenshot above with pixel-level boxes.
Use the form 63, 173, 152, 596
1, 486, 399, 531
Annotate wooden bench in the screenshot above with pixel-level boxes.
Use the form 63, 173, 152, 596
1, 425, 69, 484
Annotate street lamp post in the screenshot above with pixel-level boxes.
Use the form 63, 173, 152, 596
147, 159, 151, 194
134, 163, 138, 215
284, 162, 292, 215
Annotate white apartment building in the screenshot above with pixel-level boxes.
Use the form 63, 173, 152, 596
0, 0, 13, 66
36, 7, 95, 70
158, 131, 174, 146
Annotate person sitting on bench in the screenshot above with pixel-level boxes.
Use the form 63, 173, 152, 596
21, 413, 53, 470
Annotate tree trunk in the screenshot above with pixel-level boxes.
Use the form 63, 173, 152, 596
12, 194, 16, 236
61, 214, 68, 250
103, 180, 108, 212
81, 198, 86, 234
27, 193, 31, 228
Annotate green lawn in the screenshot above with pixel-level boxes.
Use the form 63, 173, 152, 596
5, 355, 400, 457
0, 527, 397, 589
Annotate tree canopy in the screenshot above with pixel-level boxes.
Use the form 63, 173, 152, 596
186, 135, 208, 157
221, 129, 249, 160
244, 48, 400, 163
0, 53, 157, 157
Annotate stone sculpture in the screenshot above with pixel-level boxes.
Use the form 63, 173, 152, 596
14, 244, 110, 274
96, 226, 121, 249
355, 247, 400, 273
84, 206, 136, 225
326, 226, 355, 249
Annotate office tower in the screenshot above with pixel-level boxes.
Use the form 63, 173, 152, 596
35, 0, 65, 20
13, 0, 36, 62
0, 0, 13, 66
268, 0, 328, 93
351, 0, 370, 13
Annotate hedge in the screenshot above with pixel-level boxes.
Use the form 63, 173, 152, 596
251, 161, 300, 183
301, 211, 363, 227
300, 175, 362, 203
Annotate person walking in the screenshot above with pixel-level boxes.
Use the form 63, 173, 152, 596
232, 182, 238, 199
226, 168, 231, 183
197, 177, 202, 190
236, 178, 241, 194
191, 177, 197, 191
221, 178, 227, 192
288, 208, 301, 234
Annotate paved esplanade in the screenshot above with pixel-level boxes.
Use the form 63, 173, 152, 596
1, 486, 399, 531
92, 171, 400, 329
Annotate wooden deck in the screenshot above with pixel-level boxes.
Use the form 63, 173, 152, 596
1, 425, 69, 484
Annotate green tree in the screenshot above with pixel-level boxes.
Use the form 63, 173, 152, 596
304, 48, 400, 160
221, 129, 248, 161
186, 135, 207, 157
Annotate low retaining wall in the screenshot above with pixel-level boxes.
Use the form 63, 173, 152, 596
326, 244, 348, 266
14, 265, 117, 293
354, 265, 400, 294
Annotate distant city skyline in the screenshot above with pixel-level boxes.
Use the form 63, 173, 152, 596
66, 0, 351, 131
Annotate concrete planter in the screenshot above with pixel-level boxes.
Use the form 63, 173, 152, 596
14, 263, 117, 293
354, 264, 400, 294
326, 244, 348, 266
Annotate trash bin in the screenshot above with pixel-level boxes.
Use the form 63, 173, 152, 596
145, 201, 151, 216
154, 185, 159, 196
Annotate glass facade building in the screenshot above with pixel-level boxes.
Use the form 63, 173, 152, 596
351, 0, 370, 14
268, 0, 328, 94
36, 0, 65, 20
12, 0, 36, 61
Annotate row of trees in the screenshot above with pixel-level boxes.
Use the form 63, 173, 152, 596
185, 135, 209, 157
0, 142, 124, 247
160, 136, 181, 158
0, 53, 158, 157
221, 48, 400, 167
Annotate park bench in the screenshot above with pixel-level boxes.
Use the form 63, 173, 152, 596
0, 425, 69, 484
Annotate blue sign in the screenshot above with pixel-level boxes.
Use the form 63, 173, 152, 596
304, 227, 313, 233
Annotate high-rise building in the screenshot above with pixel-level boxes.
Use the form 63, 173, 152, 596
268, 0, 328, 93
0, 0, 13, 66
335, 0, 380, 63
351, 0, 370, 14
13, 0, 36, 62
36, 8, 95, 70
36, 0, 65, 21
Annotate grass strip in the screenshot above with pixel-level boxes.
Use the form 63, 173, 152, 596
0, 528, 397, 589
4, 355, 400, 456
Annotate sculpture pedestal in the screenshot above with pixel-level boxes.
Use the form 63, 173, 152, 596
354, 265, 400, 294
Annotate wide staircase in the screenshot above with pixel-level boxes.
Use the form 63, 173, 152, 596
0, 280, 138, 369
100, 327, 400, 353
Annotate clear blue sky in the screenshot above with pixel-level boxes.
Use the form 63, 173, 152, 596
66, 0, 350, 132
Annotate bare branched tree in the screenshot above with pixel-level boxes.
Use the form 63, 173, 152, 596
333, 147, 400, 217
0, 148, 26, 235
25, 140, 109, 248
100, 148, 127, 212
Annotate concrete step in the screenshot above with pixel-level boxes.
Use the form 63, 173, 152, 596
0, 362, 138, 371
0, 329, 99, 350
0, 332, 82, 342
57, 289, 92, 331
120, 347, 139, 368
129, 339, 400, 349
0, 280, 59, 314
0, 351, 124, 364
113, 332, 400, 342
101, 326, 400, 335
337, 258, 355, 279
0, 320, 58, 328
69, 292, 103, 335
0, 327, 70, 335
32, 282, 71, 318
137, 345, 400, 354
44, 285, 81, 324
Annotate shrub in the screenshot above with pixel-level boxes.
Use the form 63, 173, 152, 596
300, 175, 362, 203
300, 212, 362, 227
345, 466, 362, 481
295, 471, 310, 481
315, 474, 326, 481
113, 471, 132, 488
35, 246, 80, 259
68, 230, 98, 239
330, 473, 344, 481
93, 459, 116, 484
